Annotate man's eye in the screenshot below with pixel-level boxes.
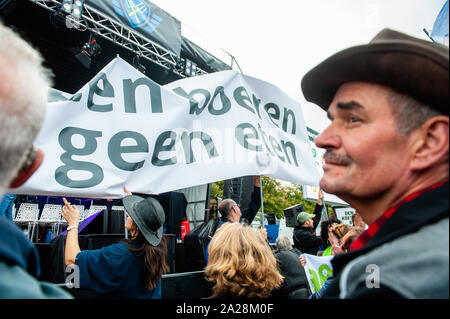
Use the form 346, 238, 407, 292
349, 116, 360, 123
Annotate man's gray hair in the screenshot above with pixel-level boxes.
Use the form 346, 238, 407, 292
276, 235, 293, 251
387, 88, 442, 135
0, 23, 52, 196
218, 199, 235, 218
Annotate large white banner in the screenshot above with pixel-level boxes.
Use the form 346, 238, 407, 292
302, 253, 334, 293
13, 57, 320, 198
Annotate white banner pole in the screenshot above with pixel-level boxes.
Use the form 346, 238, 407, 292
259, 175, 265, 227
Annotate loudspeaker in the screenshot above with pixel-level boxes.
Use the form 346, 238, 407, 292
109, 209, 125, 234
239, 176, 254, 211
223, 177, 242, 204
223, 176, 254, 211
152, 192, 187, 237
284, 204, 305, 227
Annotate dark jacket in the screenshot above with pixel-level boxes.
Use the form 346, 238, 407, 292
323, 183, 449, 299
274, 250, 310, 299
293, 203, 323, 255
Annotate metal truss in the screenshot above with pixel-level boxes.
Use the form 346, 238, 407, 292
27, 0, 208, 77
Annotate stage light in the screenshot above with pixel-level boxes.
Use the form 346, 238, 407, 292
60, 0, 84, 19
60, 0, 73, 14
190, 63, 197, 77
184, 58, 197, 77
75, 37, 102, 69
71, 0, 85, 19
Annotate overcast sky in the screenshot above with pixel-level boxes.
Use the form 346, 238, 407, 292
151, 0, 445, 120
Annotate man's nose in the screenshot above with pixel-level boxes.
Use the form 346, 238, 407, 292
314, 125, 341, 150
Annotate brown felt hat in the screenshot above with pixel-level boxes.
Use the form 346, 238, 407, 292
301, 28, 449, 115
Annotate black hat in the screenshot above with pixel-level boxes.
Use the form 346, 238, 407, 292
123, 195, 165, 246
301, 28, 449, 115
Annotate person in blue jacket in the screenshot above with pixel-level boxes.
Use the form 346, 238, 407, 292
0, 194, 16, 221
61, 188, 169, 299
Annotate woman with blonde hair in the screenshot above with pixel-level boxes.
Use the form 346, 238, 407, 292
330, 223, 353, 255
205, 222, 283, 298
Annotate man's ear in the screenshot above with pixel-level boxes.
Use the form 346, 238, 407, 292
9, 148, 44, 188
410, 116, 449, 171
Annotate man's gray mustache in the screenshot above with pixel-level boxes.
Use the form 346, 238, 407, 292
323, 151, 353, 165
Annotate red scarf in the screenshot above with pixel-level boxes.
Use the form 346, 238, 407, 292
350, 182, 447, 251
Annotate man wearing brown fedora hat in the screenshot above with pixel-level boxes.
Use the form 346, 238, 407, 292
301, 28, 449, 298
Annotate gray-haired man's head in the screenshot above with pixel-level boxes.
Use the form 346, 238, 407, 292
0, 22, 52, 195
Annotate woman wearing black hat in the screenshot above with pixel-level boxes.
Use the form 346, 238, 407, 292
61, 188, 169, 299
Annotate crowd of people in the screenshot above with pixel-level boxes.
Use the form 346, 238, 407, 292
0, 18, 448, 300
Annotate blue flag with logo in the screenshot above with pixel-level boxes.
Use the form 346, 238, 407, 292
430, 0, 449, 46
86, 0, 182, 55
